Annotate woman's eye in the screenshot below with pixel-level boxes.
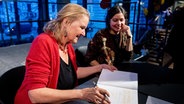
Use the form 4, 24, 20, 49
81, 26, 86, 30
112, 18, 124, 22
112, 19, 118, 22
120, 19, 124, 22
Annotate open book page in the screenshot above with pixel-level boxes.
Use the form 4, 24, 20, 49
97, 69, 138, 104
146, 96, 174, 104
97, 69, 138, 90
97, 84, 138, 104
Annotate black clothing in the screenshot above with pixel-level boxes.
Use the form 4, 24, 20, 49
57, 57, 77, 89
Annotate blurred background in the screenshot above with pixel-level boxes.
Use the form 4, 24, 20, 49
0, 0, 183, 67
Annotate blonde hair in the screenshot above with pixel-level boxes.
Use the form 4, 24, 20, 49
43, 3, 90, 43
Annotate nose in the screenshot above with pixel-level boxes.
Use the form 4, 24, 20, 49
118, 20, 121, 23
81, 30, 86, 36
117, 20, 122, 26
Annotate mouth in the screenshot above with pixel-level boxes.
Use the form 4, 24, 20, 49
76, 35, 80, 38
74, 35, 80, 41
72, 35, 81, 44
116, 26, 121, 29
76, 34, 82, 38
113, 25, 121, 30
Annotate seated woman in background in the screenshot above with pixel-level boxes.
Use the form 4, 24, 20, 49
85, 5, 133, 67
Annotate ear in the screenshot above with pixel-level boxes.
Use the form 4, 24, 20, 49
62, 18, 67, 25
62, 17, 70, 25
61, 18, 69, 30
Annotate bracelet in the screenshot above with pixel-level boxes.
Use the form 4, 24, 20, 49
127, 35, 132, 39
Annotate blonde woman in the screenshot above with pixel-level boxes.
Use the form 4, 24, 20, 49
14, 3, 116, 104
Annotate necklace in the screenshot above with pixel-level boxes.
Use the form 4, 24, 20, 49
59, 46, 68, 54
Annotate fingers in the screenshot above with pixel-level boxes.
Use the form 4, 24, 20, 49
82, 83, 111, 104
110, 65, 118, 71
94, 96, 102, 104
121, 25, 132, 38
97, 87, 110, 97
95, 98, 110, 104
107, 65, 117, 71
93, 87, 111, 104
121, 25, 129, 31
94, 95, 110, 104
102, 97, 111, 104
96, 87, 111, 104
101, 64, 117, 71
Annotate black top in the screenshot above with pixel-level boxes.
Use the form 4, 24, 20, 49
57, 57, 76, 89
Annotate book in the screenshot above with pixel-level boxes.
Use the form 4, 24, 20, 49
146, 96, 174, 104
97, 69, 138, 104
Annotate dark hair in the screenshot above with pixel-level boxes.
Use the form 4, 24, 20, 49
105, 5, 127, 29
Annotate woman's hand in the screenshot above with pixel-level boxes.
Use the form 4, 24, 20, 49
121, 25, 132, 38
81, 87, 111, 104
100, 64, 117, 72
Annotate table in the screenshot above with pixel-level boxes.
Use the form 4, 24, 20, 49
67, 62, 184, 104
117, 61, 184, 103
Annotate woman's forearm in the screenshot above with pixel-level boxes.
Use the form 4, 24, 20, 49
28, 88, 82, 104
126, 37, 133, 51
77, 63, 117, 79
77, 65, 102, 79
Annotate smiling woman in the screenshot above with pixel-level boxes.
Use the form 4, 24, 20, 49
14, 3, 116, 104
85, 5, 133, 67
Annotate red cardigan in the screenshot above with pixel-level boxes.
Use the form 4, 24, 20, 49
14, 33, 78, 104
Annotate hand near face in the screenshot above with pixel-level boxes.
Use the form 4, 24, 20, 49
121, 25, 132, 38
81, 87, 111, 104
121, 24, 129, 31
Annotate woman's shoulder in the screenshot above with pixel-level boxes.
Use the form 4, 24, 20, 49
31, 33, 58, 48
36, 33, 51, 39
34, 33, 56, 43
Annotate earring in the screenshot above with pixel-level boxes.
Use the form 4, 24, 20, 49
64, 30, 67, 37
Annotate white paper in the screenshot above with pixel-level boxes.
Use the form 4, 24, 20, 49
146, 96, 174, 104
97, 69, 138, 104
97, 69, 138, 90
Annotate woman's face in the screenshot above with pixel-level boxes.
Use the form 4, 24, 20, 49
67, 15, 89, 44
110, 13, 126, 33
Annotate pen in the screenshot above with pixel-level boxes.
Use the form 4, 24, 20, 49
93, 81, 97, 87
93, 81, 110, 101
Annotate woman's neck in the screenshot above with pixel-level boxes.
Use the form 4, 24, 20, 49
59, 45, 67, 54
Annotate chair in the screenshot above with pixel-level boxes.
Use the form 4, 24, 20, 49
75, 46, 97, 84
0, 66, 25, 104
75, 46, 89, 67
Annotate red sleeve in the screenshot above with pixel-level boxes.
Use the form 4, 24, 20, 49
25, 34, 59, 90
